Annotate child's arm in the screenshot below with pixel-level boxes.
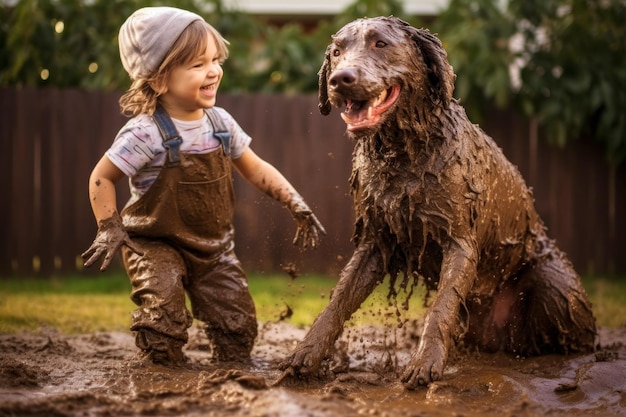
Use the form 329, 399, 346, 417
232, 148, 325, 248
81, 155, 143, 271
88, 156, 125, 221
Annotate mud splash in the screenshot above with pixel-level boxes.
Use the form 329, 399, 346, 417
0, 323, 624, 417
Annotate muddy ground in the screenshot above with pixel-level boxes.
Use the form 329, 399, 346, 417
0, 321, 624, 417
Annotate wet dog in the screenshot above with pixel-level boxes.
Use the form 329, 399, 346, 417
280, 16, 596, 389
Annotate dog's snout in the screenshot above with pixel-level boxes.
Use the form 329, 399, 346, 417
329, 68, 358, 90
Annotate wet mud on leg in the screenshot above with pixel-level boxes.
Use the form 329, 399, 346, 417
508, 248, 596, 356
278, 243, 384, 380
464, 249, 596, 358
123, 240, 193, 364
184, 249, 258, 362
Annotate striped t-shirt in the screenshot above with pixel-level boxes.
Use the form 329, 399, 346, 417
106, 106, 251, 207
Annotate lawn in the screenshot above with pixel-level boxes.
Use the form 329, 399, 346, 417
0, 273, 624, 334
0, 273, 347, 334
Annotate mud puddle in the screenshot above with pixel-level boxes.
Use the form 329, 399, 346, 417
0, 323, 624, 416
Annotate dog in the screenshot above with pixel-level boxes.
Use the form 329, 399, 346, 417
279, 16, 597, 389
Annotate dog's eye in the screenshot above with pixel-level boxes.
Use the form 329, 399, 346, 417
333, 48, 341, 57
375, 41, 387, 48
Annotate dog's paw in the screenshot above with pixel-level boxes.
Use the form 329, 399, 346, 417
400, 350, 446, 389
278, 343, 327, 378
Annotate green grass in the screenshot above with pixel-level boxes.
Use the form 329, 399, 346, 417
0, 274, 137, 333
582, 275, 626, 328
249, 273, 336, 326
0, 273, 623, 334
0, 273, 342, 334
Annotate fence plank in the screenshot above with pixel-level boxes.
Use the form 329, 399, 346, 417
9, 88, 38, 274
0, 88, 16, 272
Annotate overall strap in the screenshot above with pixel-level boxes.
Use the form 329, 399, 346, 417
205, 107, 231, 157
153, 105, 182, 167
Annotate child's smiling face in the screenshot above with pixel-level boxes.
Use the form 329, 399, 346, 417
159, 36, 224, 120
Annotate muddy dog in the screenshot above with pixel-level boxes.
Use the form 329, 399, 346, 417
279, 17, 596, 389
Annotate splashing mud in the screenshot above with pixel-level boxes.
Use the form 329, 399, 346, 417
0, 323, 623, 417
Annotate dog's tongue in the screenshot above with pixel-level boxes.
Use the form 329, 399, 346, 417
343, 99, 370, 123
341, 86, 399, 130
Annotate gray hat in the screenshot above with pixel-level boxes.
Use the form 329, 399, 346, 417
119, 7, 203, 80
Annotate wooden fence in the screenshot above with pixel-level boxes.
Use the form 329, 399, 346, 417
1, 87, 624, 278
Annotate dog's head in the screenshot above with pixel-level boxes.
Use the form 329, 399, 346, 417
318, 16, 455, 134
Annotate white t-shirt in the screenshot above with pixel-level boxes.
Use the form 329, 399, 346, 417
106, 106, 251, 207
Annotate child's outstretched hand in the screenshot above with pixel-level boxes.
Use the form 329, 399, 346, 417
289, 198, 326, 249
81, 212, 144, 271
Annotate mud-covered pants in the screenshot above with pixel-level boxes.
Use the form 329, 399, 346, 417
121, 139, 257, 362
123, 241, 258, 361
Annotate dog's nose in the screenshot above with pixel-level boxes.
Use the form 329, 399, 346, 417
329, 68, 357, 90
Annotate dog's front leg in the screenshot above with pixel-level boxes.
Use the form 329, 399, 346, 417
401, 240, 477, 389
278, 242, 384, 378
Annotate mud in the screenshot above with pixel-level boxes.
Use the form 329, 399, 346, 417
0, 322, 624, 417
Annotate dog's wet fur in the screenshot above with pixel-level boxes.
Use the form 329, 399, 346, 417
279, 16, 596, 389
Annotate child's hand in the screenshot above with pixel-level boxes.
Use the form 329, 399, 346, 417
81, 212, 144, 271
289, 198, 326, 249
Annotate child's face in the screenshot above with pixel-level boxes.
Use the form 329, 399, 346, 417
160, 36, 223, 120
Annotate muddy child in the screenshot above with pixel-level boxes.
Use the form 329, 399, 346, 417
82, 6, 325, 365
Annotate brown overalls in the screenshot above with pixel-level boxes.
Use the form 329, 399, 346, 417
120, 107, 257, 362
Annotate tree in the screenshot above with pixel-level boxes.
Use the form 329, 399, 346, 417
434, 0, 626, 165
0, 0, 413, 93
2, 0, 130, 89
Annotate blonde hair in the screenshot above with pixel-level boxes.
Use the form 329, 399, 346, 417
119, 20, 229, 117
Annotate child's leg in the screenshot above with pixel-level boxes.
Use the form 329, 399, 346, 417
122, 239, 193, 364
185, 249, 258, 361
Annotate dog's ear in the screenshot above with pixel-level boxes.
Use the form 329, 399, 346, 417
318, 44, 332, 116
407, 26, 455, 108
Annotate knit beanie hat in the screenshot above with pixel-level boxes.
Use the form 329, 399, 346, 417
119, 7, 203, 80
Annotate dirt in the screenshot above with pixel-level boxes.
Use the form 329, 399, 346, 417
0, 321, 624, 417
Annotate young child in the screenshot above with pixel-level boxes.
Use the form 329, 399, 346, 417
81, 6, 325, 366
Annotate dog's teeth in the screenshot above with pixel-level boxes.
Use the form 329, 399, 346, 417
373, 89, 388, 107
367, 106, 373, 119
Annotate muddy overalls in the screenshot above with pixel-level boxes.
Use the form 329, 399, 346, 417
120, 106, 258, 363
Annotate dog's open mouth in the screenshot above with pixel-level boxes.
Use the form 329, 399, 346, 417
340, 85, 400, 131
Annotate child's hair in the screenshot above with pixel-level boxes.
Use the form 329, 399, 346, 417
119, 20, 229, 117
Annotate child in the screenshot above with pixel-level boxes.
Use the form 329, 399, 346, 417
81, 6, 325, 366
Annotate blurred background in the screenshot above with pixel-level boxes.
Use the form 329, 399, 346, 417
1, 0, 625, 279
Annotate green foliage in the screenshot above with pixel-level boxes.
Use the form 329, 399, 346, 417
245, 23, 321, 93
0, 0, 413, 93
512, 0, 626, 162
432, 0, 515, 121
4, 0, 123, 89
435, 0, 626, 164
